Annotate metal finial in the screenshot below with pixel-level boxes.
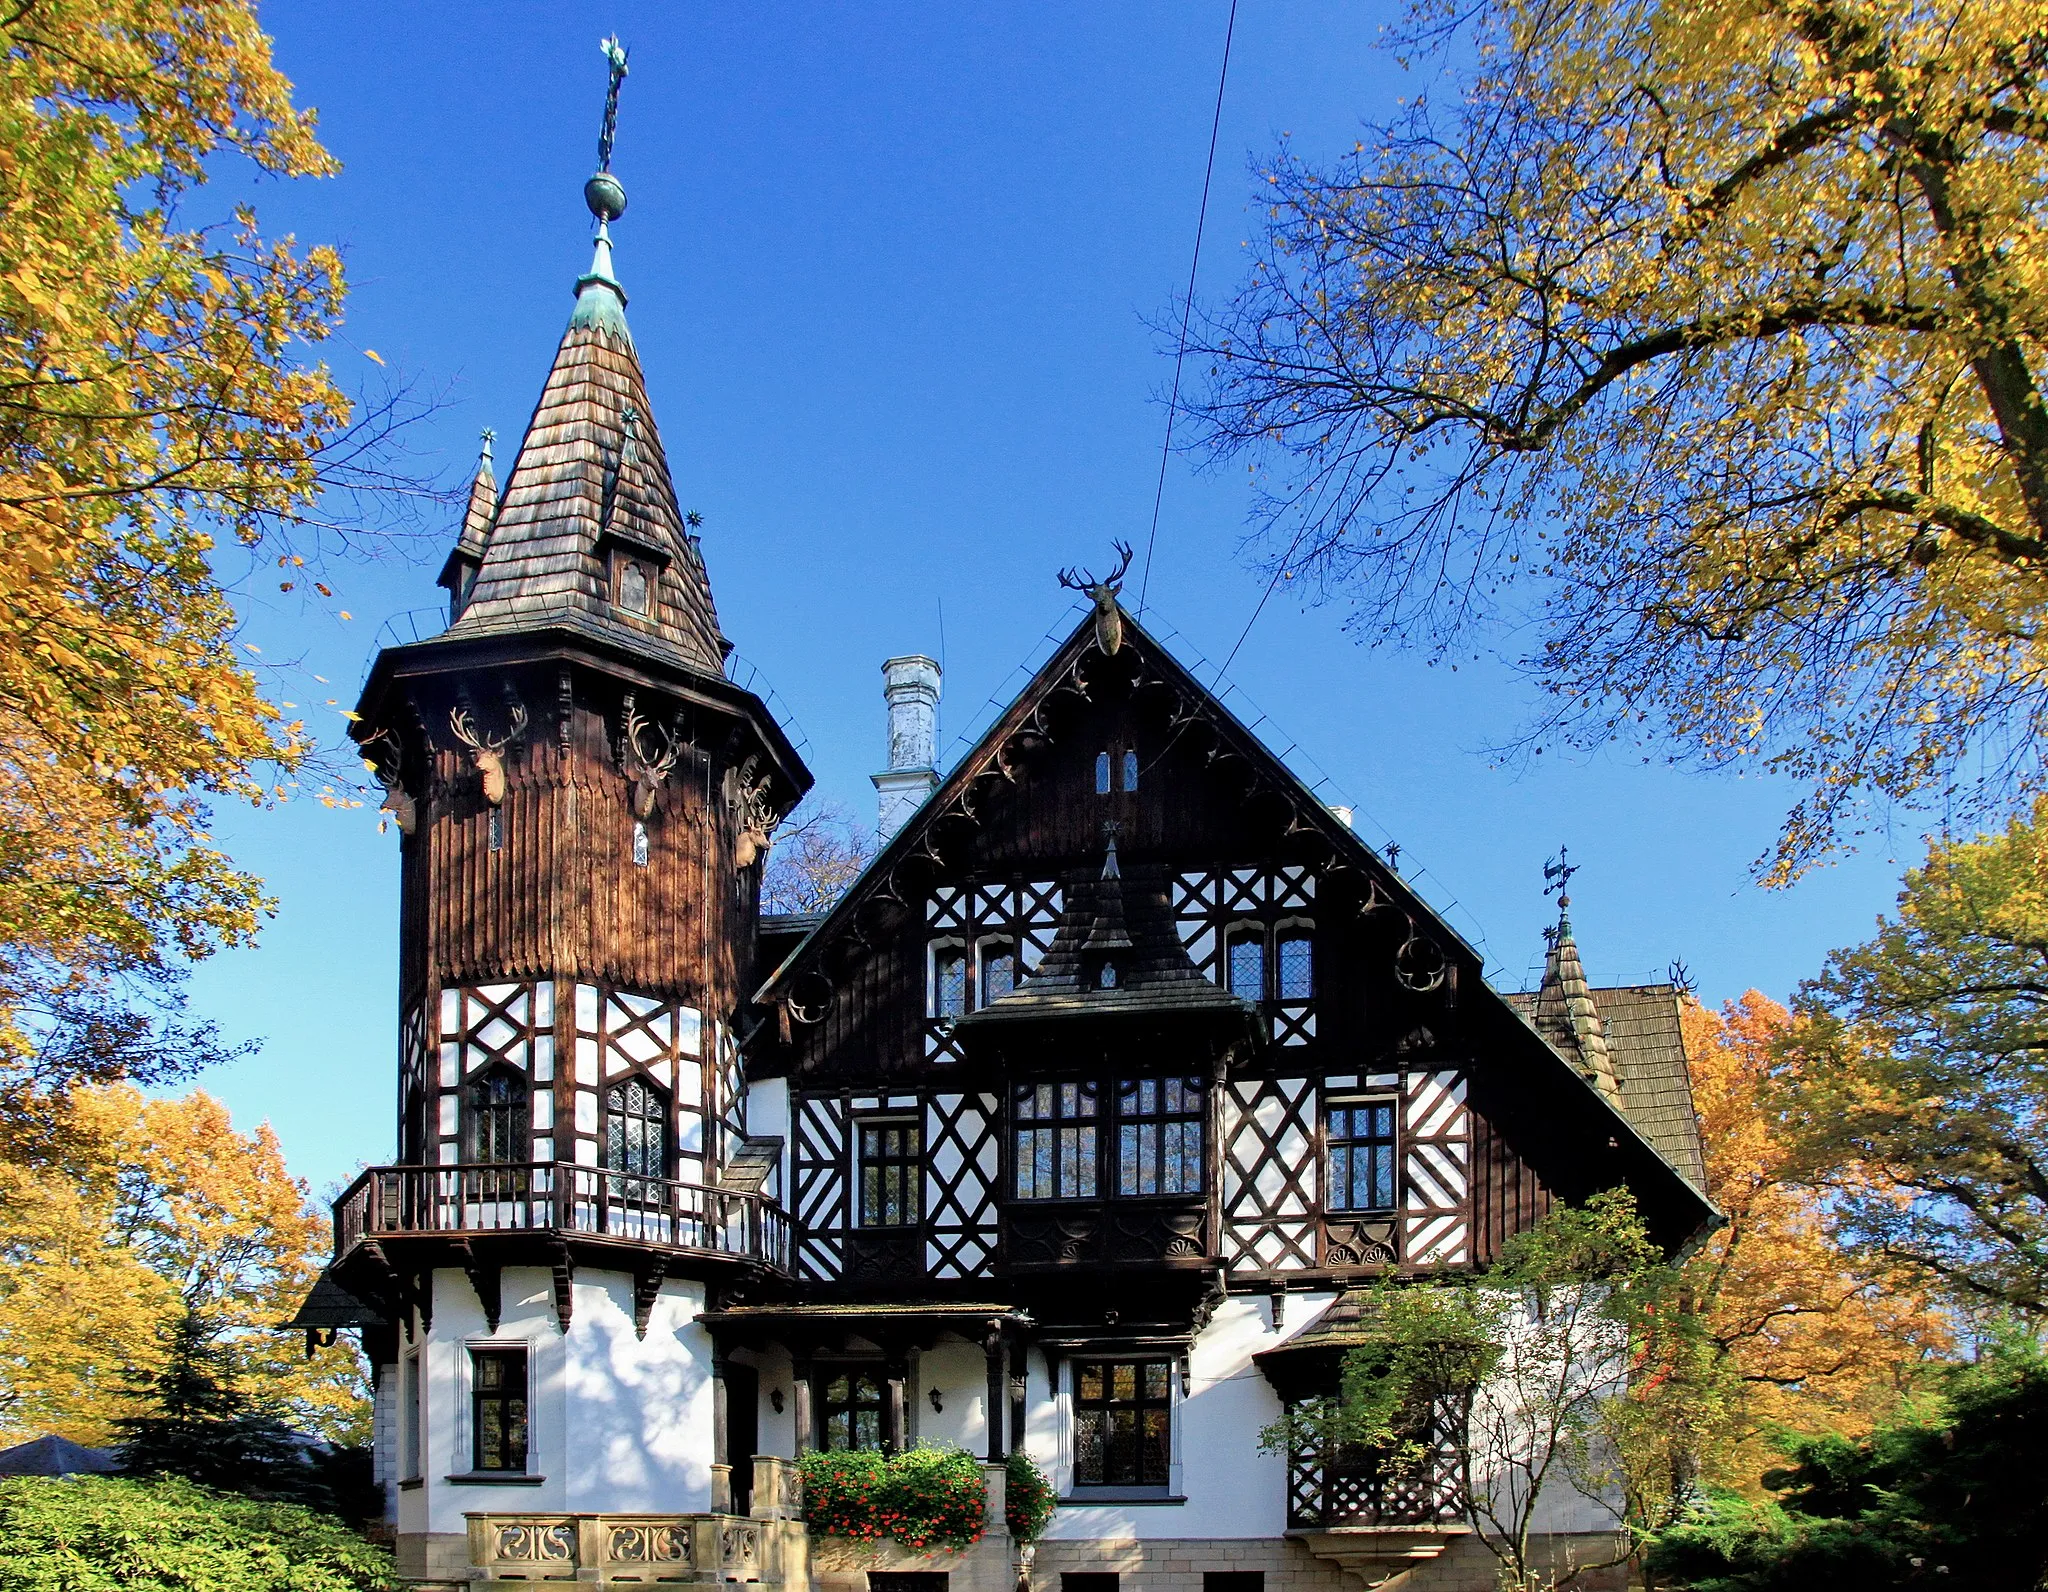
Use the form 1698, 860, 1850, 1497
479, 426, 496, 463
585, 36, 631, 222
1543, 845, 1577, 911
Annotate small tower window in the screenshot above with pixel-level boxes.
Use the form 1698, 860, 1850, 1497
1095, 751, 1112, 795
1277, 930, 1314, 999
487, 808, 504, 852
979, 939, 1017, 1005
632, 820, 650, 867
605, 1075, 667, 1199
931, 945, 967, 1019
1227, 929, 1266, 1002
466, 1066, 529, 1165
1121, 749, 1140, 791
614, 555, 653, 616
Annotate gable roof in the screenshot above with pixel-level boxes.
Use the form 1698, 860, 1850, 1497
754, 603, 1719, 1250
426, 228, 728, 677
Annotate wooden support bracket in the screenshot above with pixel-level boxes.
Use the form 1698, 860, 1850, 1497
632, 1258, 668, 1340
549, 1241, 574, 1334
455, 1240, 501, 1333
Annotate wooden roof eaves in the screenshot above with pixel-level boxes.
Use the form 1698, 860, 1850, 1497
354, 623, 812, 801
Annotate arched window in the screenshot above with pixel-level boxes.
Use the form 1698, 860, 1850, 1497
931, 944, 968, 1019
606, 1076, 668, 1197
466, 1066, 528, 1164
1121, 749, 1140, 792
1277, 929, 1314, 999
1095, 751, 1112, 795
1227, 928, 1266, 1003
979, 939, 1017, 1006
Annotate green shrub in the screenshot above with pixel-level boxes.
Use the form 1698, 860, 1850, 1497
1004, 1450, 1054, 1542
799, 1445, 986, 1552
0, 1474, 394, 1591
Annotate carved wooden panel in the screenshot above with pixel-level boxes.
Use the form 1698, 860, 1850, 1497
924, 1092, 1000, 1278
1221, 1076, 1318, 1272
791, 1093, 848, 1279
844, 1231, 923, 1283
1402, 1070, 1471, 1266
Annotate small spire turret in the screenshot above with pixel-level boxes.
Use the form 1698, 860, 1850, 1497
1534, 848, 1620, 1101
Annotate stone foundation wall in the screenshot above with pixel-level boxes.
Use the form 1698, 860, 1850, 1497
1025, 1533, 1631, 1592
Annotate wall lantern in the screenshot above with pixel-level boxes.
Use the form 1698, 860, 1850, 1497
770, 1388, 785, 1414
928, 1387, 944, 1415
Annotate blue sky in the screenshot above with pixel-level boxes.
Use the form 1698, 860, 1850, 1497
186, 1, 1917, 1195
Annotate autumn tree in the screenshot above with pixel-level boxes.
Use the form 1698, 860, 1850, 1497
1189, 0, 2048, 878
1681, 992, 1949, 1473
0, 1084, 366, 1447
762, 800, 876, 915
1778, 800, 2048, 1316
0, 0, 429, 1115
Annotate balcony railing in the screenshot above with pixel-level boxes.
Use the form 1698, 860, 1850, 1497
334, 1162, 790, 1274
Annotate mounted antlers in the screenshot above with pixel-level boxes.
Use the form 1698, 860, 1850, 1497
723, 754, 781, 869
360, 729, 417, 836
449, 690, 528, 806
620, 691, 685, 819
1057, 540, 1136, 655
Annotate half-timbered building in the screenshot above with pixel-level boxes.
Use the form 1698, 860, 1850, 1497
297, 74, 1715, 1592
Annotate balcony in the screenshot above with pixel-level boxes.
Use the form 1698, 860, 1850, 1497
333, 1162, 791, 1274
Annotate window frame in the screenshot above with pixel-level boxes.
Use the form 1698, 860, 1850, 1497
1274, 921, 1315, 1001
855, 1113, 923, 1229
976, 935, 1018, 1008
604, 1072, 669, 1201
465, 1064, 529, 1166
1115, 1076, 1206, 1197
929, 940, 968, 1021
1070, 1357, 1173, 1488
817, 1363, 887, 1453
1325, 1094, 1399, 1215
469, 1345, 531, 1473
610, 548, 655, 616
1012, 1079, 1101, 1201
400, 1349, 423, 1482
1225, 923, 1267, 1004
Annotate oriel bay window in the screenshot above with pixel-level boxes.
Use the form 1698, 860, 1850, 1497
1327, 1097, 1397, 1212
857, 1115, 922, 1227
1117, 1077, 1204, 1196
1014, 1078, 1209, 1200
1073, 1359, 1171, 1486
1014, 1081, 1099, 1199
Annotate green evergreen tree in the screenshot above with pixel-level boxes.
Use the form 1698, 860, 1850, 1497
113, 1307, 303, 1496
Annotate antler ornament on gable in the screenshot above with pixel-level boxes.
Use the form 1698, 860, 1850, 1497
449, 686, 528, 806
619, 691, 685, 819
1057, 540, 1136, 655
723, 754, 781, 869
360, 728, 417, 836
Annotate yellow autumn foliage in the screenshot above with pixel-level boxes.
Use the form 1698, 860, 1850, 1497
0, 1084, 367, 1447
1681, 992, 1950, 1483
1194, 0, 2048, 877
0, 1, 356, 1092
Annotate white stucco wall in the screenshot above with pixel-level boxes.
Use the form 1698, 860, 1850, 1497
744, 1078, 790, 1202
402, 1264, 716, 1539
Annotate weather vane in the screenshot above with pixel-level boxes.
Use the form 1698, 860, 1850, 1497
586, 36, 632, 223
1543, 844, 1576, 909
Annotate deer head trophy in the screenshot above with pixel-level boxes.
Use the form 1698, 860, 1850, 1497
1057, 540, 1136, 655
723, 754, 780, 869
449, 689, 528, 807
360, 729, 417, 836
619, 692, 685, 820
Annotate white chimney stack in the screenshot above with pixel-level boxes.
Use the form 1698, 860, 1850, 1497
872, 655, 941, 840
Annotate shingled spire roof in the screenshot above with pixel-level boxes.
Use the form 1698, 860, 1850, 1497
1532, 900, 1622, 1101
430, 51, 728, 678
436, 431, 497, 603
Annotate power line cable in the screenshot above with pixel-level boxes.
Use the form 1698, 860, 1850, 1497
1135, 0, 1240, 615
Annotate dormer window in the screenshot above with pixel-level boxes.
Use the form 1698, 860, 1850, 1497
1099, 962, 1119, 989
613, 552, 653, 615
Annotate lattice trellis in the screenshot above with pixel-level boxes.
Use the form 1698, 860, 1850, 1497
922, 879, 1062, 1063
714, 1022, 745, 1170
791, 1093, 848, 1279
1286, 1399, 1467, 1528
1402, 1070, 1471, 1266
571, 983, 709, 1182
924, 1091, 1000, 1278
433, 982, 555, 1163
1221, 1076, 1319, 1272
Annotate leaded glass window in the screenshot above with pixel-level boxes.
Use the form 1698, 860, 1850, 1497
1277, 931, 1313, 999
1013, 1081, 1098, 1199
1228, 931, 1266, 1002
1074, 1359, 1170, 1485
858, 1116, 921, 1227
932, 946, 968, 1019
1117, 1077, 1205, 1195
606, 1076, 666, 1200
980, 940, 1017, 1005
466, 1066, 528, 1164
